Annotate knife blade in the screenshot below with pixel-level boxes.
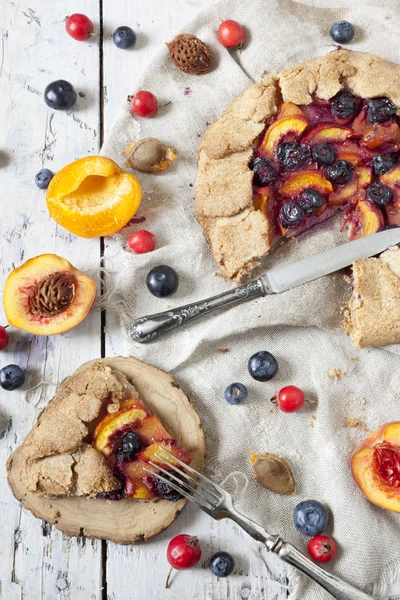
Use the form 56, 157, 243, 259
129, 228, 400, 343
263, 227, 400, 294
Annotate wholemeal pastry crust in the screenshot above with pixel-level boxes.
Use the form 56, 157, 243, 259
195, 49, 400, 282
344, 246, 400, 348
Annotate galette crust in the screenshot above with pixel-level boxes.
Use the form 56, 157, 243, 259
344, 246, 400, 348
195, 49, 400, 282
19, 362, 139, 497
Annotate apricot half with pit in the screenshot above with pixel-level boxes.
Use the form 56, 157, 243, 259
46, 156, 142, 237
351, 422, 400, 512
4, 254, 96, 335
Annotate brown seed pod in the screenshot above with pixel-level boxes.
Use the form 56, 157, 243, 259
250, 451, 296, 495
124, 137, 177, 174
166, 34, 212, 75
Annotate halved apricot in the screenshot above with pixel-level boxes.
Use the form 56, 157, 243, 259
4, 254, 96, 336
348, 199, 383, 240
280, 171, 333, 198
93, 406, 149, 456
261, 116, 309, 157
302, 123, 352, 145
351, 422, 400, 512
46, 156, 142, 237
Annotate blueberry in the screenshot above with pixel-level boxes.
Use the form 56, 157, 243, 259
0, 364, 25, 391
156, 475, 184, 502
372, 154, 395, 175
325, 160, 352, 184
331, 91, 357, 119
146, 265, 179, 298
112, 26, 137, 49
330, 20, 355, 44
366, 98, 397, 124
293, 500, 329, 536
252, 157, 278, 186
117, 431, 141, 461
224, 383, 248, 405
366, 182, 393, 206
279, 201, 305, 229
311, 143, 336, 166
35, 168, 54, 190
209, 552, 235, 577
298, 189, 325, 215
277, 142, 311, 171
248, 351, 278, 382
44, 80, 77, 110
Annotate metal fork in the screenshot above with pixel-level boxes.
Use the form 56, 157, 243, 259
145, 450, 375, 600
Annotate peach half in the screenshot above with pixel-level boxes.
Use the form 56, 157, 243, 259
351, 422, 400, 512
46, 156, 142, 238
4, 254, 96, 336
261, 116, 309, 157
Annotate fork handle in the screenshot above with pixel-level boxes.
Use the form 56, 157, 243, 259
274, 540, 374, 600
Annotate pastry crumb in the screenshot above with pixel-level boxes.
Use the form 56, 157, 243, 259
343, 274, 352, 284
347, 417, 361, 428
218, 348, 229, 354
328, 368, 345, 382
51, 510, 61, 519
311, 415, 316, 421
347, 356, 359, 362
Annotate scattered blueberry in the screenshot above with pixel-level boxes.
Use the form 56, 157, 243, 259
312, 143, 336, 166
298, 189, 325, 215
156, 475, 183, 502
277, 142, 311, 171
252, 157, 278, 186
44, 80, 77, 110
294, 500, 329, 536
372, 154, 395, 175
279, 201, 305, 229
330, 20, 355, 44
366, 182, 393, 206
0, 364, 25, 391
112, 26, 137, 49
331, 91, 357, 119
366, 98, 397, 124
209, 551, 235, 577
248, 351, 278, 382
146, 265, 179, 298
224, 383, 248, 405
117, 431, 141, 461
35, 168, 54, 190
325, 160, 353, 184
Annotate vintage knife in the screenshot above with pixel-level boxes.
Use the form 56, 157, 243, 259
129, 229, 400, 343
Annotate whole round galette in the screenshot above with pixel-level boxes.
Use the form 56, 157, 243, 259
195, 49, 400, 281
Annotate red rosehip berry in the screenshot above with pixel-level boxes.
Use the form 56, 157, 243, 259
65, 14, 94, 41
127, 230, 156, 254
308, 535, 337, 563
272, 385, 305, 413
131, 91, 158, 118
166, 534, 202, 588
0, 326, 9, 351
217, 20, 245, 48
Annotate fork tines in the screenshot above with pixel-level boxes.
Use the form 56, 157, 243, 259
144, 448, 222, 513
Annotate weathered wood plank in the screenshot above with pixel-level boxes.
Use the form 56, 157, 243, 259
0, 1, 102, 599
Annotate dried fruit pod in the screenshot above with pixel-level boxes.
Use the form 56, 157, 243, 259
250, 451, 296, 495
125, 137, 177, 174
166, 34, 212, 75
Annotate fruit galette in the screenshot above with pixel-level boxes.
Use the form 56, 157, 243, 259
18, 362, 193, 501
196, 49, 400, 281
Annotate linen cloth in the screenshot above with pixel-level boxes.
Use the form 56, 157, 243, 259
102, 1, 400, 597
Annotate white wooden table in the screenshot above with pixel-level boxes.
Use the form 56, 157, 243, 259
0, 2, 288, 598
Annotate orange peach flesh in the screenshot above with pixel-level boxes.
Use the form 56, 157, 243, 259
261, 116, 308, 157
348, 199, 383, 240
351, 422, 400, 512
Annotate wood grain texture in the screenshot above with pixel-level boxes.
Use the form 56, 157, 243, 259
0, 0, 288, 598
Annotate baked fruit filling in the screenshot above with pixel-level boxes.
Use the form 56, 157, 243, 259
92, 396, 191, 501
250, 92, 400, 242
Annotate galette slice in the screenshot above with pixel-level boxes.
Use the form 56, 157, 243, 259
20, 362, 191, 501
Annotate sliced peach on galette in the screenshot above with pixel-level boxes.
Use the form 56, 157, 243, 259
348, 198, 384, 240
261, 115, 309, 157
280, 170, 333, 198
352, 422, 400, 513
302, 123, 352, 145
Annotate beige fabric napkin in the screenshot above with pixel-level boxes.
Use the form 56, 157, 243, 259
102, 1, 400, 597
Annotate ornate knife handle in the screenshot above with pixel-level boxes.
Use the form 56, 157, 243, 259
129, 279, 266, 343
